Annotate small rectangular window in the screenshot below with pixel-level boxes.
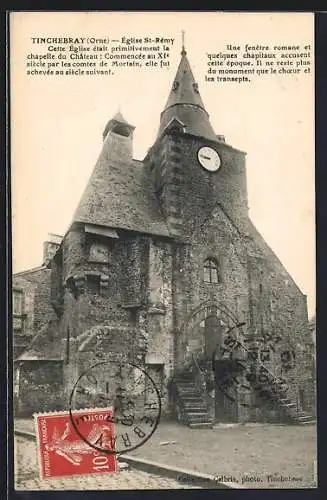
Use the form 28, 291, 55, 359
13, 290, 23, 315
204, 267, 211, 283
203, 258, 220, 284
86, 275, 101, 293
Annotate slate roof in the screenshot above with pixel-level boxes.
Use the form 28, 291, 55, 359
158, 49, 217, 142
245, 219, 305, 295
73, 155, 170, 237
73, 50, 219, 236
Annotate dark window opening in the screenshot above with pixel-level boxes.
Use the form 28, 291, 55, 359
112, 124, 131, 137
203, 258, 220, 284
13, 290, 24, 316
86, 275, 101, 294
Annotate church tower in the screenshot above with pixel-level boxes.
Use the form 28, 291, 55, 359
145, 43, 249, 238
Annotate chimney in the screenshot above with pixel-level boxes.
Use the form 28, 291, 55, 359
43, 233, 63, 266
102, 111, 135, 162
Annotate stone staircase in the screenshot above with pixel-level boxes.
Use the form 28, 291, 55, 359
279, 397, 316, 425
218, 333, 316, 426
255, 382, 316, 425
173, 372, 213, 429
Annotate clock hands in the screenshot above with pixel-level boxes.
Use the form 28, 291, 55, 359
198, 147, 221, 171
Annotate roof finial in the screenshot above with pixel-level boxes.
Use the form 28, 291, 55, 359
181, 30, 186, 55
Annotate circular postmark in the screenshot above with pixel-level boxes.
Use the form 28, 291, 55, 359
211, 324, 292, 408
69, 358, 161, 455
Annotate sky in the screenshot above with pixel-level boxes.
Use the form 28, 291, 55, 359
10, 11, 315, 316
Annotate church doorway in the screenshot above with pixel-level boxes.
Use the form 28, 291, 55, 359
181, 302, 243, 422
204, 314, 223, 359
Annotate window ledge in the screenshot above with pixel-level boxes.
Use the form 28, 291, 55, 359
121, 302, 142, 309
148, 304, 166, 315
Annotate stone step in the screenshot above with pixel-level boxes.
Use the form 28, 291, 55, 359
186, 412, 210, 420
298, 419, 316, 425
188, 422, 213, 429
176, 384, 198, 389
182, 403, 207, 409
296, 415, 315, 421
179, 392, 202, 397
281, 402, 297, 408
183, 407, 208, 413
178, 391, 202, 397
180, 397, 206, 404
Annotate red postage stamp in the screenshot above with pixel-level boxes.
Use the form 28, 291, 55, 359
34, 408, 118, 479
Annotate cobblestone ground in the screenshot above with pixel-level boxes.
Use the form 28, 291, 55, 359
14, 437, 200, 490
15, 420, 317, 489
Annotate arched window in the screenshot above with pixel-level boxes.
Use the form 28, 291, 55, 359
203, 258, 220, 284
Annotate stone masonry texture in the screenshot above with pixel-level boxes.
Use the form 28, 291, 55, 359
13, 50, 315, 423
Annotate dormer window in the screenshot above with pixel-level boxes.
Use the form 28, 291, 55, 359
193, 82, 199, 93
203, 258, 221, 284
163, 117, 186, 135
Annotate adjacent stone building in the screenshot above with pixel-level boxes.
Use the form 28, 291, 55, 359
13, 46, 315, 425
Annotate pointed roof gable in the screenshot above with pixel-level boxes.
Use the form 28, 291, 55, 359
158, 47, 217, 141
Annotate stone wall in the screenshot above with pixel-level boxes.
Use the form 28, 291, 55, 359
166, 200, 311, 422
145, 238, 175, 414
15, 360, 64, 416
147, 131, 248, 238
56, 225, 169, 411
13, 268, 53, 358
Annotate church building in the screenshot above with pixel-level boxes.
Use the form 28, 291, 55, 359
13, 44, 316, 426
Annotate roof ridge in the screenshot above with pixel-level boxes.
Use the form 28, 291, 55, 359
13, 265, 46, 277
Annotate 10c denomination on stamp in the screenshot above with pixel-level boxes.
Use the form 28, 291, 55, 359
34, 408, 117, 479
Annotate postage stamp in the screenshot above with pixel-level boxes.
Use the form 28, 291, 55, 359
34, 408, 118, 479
69, 358, 162, 455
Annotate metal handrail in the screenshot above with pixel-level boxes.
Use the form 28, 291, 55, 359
191, 353, 206, 387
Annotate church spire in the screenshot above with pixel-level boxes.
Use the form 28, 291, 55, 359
181, 29, 186, 56
158, 35, 217, 142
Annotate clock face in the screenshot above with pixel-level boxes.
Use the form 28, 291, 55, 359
197, 146, 221, 172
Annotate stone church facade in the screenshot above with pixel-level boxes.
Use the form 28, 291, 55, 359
13, 46, 315, 425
